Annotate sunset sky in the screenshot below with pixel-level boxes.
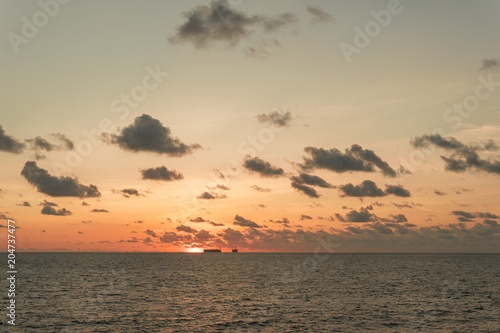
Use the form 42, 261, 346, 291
1, 0, 499, 252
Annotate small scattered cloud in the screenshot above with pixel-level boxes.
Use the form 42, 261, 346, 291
41, 205, 72, 216
176, 225, 197, 233
306, 6, 334, 24
251, 185, 271, 192
233, 215, 263, 228
339, 180, 386, 197
385, 185, 411, 198
16, 201, 31, 207
256, 110, 293, 127
140, 166, 184, 181
168, 0, 297, 52
301, 145, 396, 177
451, 210, 498, 222
91, 209, 109, 213
291, 173, 333, 188
479, 58, 499, 71
105, 114, 201, 157
300, 215, 313, 220
412, 134, 500, 175
244, 156, 284, 177
40, 200, 58, 206
0, 125, 25, 154
21, 161, 101, 198
113, 188, 145, 198
434, 190, 446, 196
197, 192, 227, 200
291, 181, 319, 198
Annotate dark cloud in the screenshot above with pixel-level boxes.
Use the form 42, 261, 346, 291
0, 125, 25, 154
40, 200, 58, 206
140, 166, 184, 181
270, 218, 291, 228
339, 180, 386, 197
451, 210, 498, 222
412, 134, 500, 175
197, 191, 227, 200
26, 136, 55, 152
168, 0, 297, 49
480, 58, 499, 71
107, 114, 201, 157
233, 215, 263, 228
434, 190, 446, 196
347, 144, 397, 177
21, 161, 101, 198
134, 220, 143, 224
291, 181, 319, 198
41, 205, 72, 216
291, 173, 333, 188
176, 225, 197, 233
251, 185, 271, 192
243, 156, 284, 177
336, 209, 374, 223
81, 220, 92, 224
385, 185, 411, 197
300, 215, 313, 220
302, 147, 372, 173
306, 6, 334, 24
188, 217, 225, 227
91, 209, 109, 213
113, 188, 144, 198
81, 202, 90, 206
16, 201, 31, 207
256, 110, 292, 127
302, 145, 396, 177
78, 231, 84, 234
385, 214, 408, 223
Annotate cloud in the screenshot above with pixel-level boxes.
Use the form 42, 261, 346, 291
41, 205, 72, 216
188, 217, 225, 226
78, 231, 84, 234
243, 156, 284, 177
339, 180, 386, 197
209, 184, 230, 191
140, 166, 184, 181
391, 201, 421, 209
480, 58, 499, 71
176, 225, 197, 233
251, 185, 271, 192
197, 192, 227, 200
106, 114, 201, 157
385, 185, 411, 197
40, 200, 58, 206
300, 215, 313, 220
21, 161, 101, 198
81, 202, 90, 206
25, 134, 74, 159
256, 110, 292, 127
301, 145, 397, 177
144, 229, 157, 237
0, 125, 25, 153
233, 215, 263, 228
291, 181, 319, 198
451, 210, 498, 222
306, 6, 334, 24
270, 218, 291, 228
113, 188, 145, 198
412, 134, 500, 175
168, 0, 297, 49
16, 201, 31, 207
81, 220, 92, 224
347, 144, 397, 177
336, 210, 374, 223
291, 173, 333, 188
91, 209, 109, 213
434, 190, 446, 196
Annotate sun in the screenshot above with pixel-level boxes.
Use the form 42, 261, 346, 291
185, 247, 203, 253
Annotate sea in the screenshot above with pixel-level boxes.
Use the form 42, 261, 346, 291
3, 253, 500, 332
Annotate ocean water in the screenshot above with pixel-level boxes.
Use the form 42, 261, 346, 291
4, 253, 500, 332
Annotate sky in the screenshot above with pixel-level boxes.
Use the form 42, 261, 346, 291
1, 0, 499, 252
